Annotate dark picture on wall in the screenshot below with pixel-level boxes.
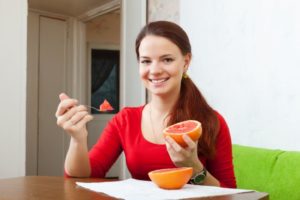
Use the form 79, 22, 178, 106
91, 49, 120, 114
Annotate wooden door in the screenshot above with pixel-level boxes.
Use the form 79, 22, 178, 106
37, 16, 67, 176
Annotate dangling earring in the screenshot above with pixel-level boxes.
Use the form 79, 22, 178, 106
183, 65, 189, 79
182, 72, 189, 79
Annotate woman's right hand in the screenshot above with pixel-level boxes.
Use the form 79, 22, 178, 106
55, 93, 93, 142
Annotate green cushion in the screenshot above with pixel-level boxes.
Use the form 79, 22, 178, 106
233, 144, 300, 200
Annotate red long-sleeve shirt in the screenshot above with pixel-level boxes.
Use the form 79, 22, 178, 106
88, 106, 236, 188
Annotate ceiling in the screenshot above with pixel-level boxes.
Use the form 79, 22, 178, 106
28, 0, 113, 17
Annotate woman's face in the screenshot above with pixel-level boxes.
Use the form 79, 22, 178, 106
138, 35, 190, 97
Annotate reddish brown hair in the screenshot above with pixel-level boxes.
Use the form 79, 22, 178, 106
135, 21, 219, 158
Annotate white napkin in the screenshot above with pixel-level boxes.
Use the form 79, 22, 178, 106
76, 178, 252, 200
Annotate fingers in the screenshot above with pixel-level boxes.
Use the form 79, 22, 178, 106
59, 108, 93, 134
165, 133, 202, 170
165, 134, 197, 153
182, 134, 197, 151
63, 111, 92, 132
59, 92, 70, 101
165, 136, 188, 166
68, 110, 89, 126
56, 92, 77, 117
68, 105, 92, 126
76, 114, 94, 128
165, 134, 199, 167
57, 105, 87, 127
165, 136, 182, 153
55, 93, 93, 140
55, 98, 78, 118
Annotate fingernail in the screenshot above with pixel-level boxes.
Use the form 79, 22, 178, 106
165, 136, 171, 142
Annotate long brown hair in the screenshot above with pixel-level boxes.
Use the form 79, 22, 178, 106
135, 21, 219, 158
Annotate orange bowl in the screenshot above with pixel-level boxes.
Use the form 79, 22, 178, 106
163, 120, 202, 147
148, 167, 193, 189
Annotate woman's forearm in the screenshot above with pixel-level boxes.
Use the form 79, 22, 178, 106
192, 160, 220, 187
64, 136, 91, 177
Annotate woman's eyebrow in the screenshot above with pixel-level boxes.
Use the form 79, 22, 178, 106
139, 54, 173, 59
160, 54, 173, 58
139, 56, 150, 59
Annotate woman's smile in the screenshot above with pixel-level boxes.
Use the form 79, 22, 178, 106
149, 77, 169, 86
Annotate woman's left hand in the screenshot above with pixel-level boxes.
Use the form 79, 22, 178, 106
165, 134, 203, 170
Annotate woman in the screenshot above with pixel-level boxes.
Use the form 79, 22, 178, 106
55, 21, 236, 188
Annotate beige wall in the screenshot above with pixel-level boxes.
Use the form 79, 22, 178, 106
86, 12, 120, 45
0, 0, 27, 178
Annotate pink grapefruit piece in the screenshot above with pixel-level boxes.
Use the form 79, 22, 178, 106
163, 120, 202, 147
99, 99, 114, 111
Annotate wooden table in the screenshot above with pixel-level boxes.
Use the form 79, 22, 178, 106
0, 176, 268, 200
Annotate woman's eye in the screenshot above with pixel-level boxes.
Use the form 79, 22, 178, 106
140, 60, 151, 65
163, 58, 174, 63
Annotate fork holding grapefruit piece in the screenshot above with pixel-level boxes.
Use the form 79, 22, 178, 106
99, 99, 114, 112
163, 120, 202, 147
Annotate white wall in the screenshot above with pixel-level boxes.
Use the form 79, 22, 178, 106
0, 0, 27, 178
148, 0, 179, 23
180, 0, 300, 151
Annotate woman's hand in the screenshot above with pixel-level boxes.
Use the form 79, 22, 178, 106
55, 93, 93, 143
165, 135, 221, 186
165, 135, 203, 171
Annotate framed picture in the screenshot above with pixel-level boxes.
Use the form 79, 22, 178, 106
89, 45, 120, 114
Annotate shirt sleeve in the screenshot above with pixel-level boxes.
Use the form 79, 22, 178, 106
88, 112, 123, 178
206, 113, 237, 188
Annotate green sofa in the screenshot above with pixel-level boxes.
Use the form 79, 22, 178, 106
233, 144, 300, 200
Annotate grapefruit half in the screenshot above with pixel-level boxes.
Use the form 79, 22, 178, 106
163, 120, 202, 147
148, 167, 193, 189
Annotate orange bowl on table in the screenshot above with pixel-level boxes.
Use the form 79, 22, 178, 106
163, 120, 202, 147
148, 167, 193, 189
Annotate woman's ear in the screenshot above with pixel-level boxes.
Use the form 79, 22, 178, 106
184, 53, 192, 71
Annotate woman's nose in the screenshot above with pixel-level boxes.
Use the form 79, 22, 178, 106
149, 61, 163, 74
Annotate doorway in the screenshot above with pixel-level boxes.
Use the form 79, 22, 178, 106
85, 10, 121, 178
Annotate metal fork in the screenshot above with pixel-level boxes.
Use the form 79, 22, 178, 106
84, 105, 101, 112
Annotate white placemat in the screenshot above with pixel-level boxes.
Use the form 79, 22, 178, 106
76, 178, 252, 200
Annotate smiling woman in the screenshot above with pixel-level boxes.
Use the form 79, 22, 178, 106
55, 20, 236, 189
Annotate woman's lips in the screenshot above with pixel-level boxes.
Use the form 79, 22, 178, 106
150, 78, 168, 83
149, 78, 169, 87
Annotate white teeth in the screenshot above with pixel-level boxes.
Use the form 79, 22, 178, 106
151, 78, 167, 83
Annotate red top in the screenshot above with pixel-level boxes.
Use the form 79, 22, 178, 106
88, 106, 236, 188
